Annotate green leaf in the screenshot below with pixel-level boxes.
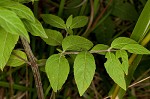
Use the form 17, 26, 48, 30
0, 1, 35, 22
116, 50, 129, 75
111, 37, 137, 49
104, 52, 126, 90
62, 35, 93, 51
0, 8, 29, 42
66, 15, 73, 28
0, 28, 19, 70
22, 19, 48, 38
41, 14, 66, 29
7, 50, 27, 67
111, 1, 138, 21
74, 51, 96, 96
70, 16, 88, 29
45, 54, 70, 92
91, 44, 109, 55
66, 28, 73, 35
122, 44, 150, 54
42, 29, 63, 46
130, 0, 150, 42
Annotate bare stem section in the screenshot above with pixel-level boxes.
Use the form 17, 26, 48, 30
20, 37, 44, 99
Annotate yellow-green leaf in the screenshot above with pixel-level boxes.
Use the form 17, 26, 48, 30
74, 51, 96, 96
22, 19, 48, 38
70, 16, 88, 29
7, 50, 27, 67
104, 52, 126, 90
116, 50, 129, 75
0, 7, 29, 41
45, 54, 70, 92
62, 35, 93, 51
0, 28, 19, 70
111, 37, 137, 49
41, 14, 66, 29
0, 1, 35, 22
122, 44, 150, 54
42, 29, 63, 46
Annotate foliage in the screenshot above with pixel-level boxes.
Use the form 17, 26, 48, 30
0, 0, 150, 99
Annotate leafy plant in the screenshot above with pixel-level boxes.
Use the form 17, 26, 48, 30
0, 0, 150, 99
41, 13, 150, 96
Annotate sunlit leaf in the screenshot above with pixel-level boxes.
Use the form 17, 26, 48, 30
122, 44, 150, 54
66, 15, 73, 28
62, 35, 93, 51
74, 51, 96, 96
42, 29, 63, 46
116, 50, 129, 75
45, 54, 70, 92
111, 37, 137, 49
41, 14, 66, 29
22, 19, 48, 38
0, 8, 29, 41
0, 28, 19, 70
0, 1, 35, 22
70, 16, 88, 29
104, 52, 126, 90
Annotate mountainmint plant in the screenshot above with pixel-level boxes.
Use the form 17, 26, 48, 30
0, 0, 150, 99
41, 14, 150, 96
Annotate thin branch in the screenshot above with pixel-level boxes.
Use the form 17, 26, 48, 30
20, 37, 44, 99
128, 76, 150, 88
90, 0, 113, 32
82, 0, 94, 37
63, 49, 116, 55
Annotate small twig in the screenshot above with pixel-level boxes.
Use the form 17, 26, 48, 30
20, 37, 44, 99
103, 96, 111, 99
90, 0, 113, 32
82, 0, 94, 37
63, 49, 116, 55
128, 76, 150, 88
16, 92, 26, 99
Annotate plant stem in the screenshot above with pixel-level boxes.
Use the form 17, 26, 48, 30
82, 0, 113, 37
20, 37, 44, 99
63, 49, 116, 55
111, 85, 120, 99
82, 0, 94, 37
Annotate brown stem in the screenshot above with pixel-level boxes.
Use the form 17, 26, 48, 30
20, 37, 44, 99
91, 0, 113, 31
82, 0, 94, 37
